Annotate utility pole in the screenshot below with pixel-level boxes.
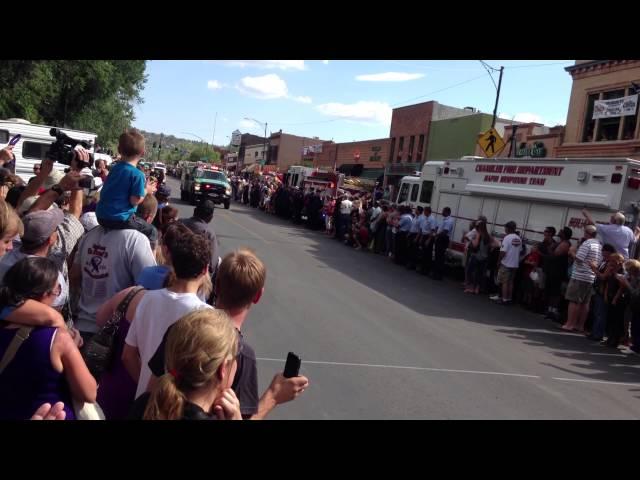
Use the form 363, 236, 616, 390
491, 66, 504, 128
157, 133, 163, 162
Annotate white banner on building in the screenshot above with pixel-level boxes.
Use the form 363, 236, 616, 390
593, 94, 638, 119
302, 144, 323, 155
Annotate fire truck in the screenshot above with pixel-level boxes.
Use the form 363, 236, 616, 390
396, 156, 640, 264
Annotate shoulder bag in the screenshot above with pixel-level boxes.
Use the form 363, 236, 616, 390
82, 287, 144, 381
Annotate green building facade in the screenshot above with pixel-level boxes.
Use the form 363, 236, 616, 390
426, 113, 494, 161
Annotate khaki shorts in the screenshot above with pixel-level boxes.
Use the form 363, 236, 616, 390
565, 278, 593, 304
497, 265, 517, 285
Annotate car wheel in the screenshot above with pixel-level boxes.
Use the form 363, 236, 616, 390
224, 200, 230, 210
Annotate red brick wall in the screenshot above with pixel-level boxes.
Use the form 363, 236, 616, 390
334, 138, 389, 169
389, 101, 435, 163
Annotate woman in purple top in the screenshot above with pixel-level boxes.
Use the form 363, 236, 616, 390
0, 257, 97, 419
95, 286, 145, 420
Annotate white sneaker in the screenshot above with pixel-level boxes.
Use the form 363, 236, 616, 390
489, 295, 501, 302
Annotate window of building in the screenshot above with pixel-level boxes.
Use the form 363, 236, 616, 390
408, 136, 415, 162
255, 151, 259, 157
389, 137, 396, 163
410, 183, 419, 202
22, 141, 50, 160
0, 130, 9, 144
582, 93, 598, 142
597, 89, 625, 141
419, 180, 434, 204
397, 137, 404, 163
584, 87, 640, 142
416, 135, 425, 162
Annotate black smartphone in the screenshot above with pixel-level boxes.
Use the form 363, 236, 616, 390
8, 134, 21, 146
283, 352, 301, 378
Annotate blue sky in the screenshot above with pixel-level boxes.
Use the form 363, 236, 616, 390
133, 60, 574, 145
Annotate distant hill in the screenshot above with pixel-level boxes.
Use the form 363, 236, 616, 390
138, 130, 226, 150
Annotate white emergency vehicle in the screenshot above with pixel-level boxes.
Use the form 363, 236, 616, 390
396, 156, 640, 263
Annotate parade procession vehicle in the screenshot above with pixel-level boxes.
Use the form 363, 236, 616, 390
396, 156, 640, 264
180, 163, 232, 209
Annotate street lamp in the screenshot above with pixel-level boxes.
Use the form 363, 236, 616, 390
244, 117, 268, 166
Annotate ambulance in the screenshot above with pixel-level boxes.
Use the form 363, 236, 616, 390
396, 156, 640, 264
284, 166, 316, 189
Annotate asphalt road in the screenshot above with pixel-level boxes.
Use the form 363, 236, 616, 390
167, 177, 640, 419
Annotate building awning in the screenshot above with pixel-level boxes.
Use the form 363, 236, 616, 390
384, 163, 421, 176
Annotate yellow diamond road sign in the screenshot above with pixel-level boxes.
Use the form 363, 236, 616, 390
478, 128, 506, 158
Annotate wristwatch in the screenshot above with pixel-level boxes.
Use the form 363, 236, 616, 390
50, 184, 65, 198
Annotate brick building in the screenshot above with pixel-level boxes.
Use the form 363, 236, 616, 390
267, 131, 330, 172
385, 101, 478, 188
556, 60, 640, 158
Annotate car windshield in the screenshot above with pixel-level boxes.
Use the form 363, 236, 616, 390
196, 170, 226, 181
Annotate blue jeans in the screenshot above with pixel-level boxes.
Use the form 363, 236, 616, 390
591, 293, 607, 339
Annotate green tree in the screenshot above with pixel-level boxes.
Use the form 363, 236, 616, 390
0, 60, 147, 146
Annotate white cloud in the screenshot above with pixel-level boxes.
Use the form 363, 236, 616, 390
236, 74, 311, 103
322, 60, 329, 65
316, 101, 392, 125
237, 74, 288, 99
355, 72, 425, 82
217, 60, 306, 71
293, 95, 312, 104
207, 80, 223, 90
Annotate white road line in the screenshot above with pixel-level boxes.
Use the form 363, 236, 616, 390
551, 377, 640, 387
256, 357, 541, 379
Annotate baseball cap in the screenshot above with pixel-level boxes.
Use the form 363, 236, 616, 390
21, 208, 64, 245
80, 211, 99, 232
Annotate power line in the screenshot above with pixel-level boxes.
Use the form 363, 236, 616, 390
505, 61, 573, 69
390, 73, 489, 107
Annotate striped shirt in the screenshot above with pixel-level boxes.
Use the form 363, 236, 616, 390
571, 238, 602, 284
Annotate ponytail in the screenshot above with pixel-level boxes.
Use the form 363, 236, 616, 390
143, 373, 186, 420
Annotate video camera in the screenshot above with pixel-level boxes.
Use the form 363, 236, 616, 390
46, 128, 94, 169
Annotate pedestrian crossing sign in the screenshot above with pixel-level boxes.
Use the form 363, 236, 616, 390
478, 128, 506, 158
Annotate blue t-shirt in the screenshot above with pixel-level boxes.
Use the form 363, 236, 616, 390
96, 162, 146, 222
136, 266, 171, 290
